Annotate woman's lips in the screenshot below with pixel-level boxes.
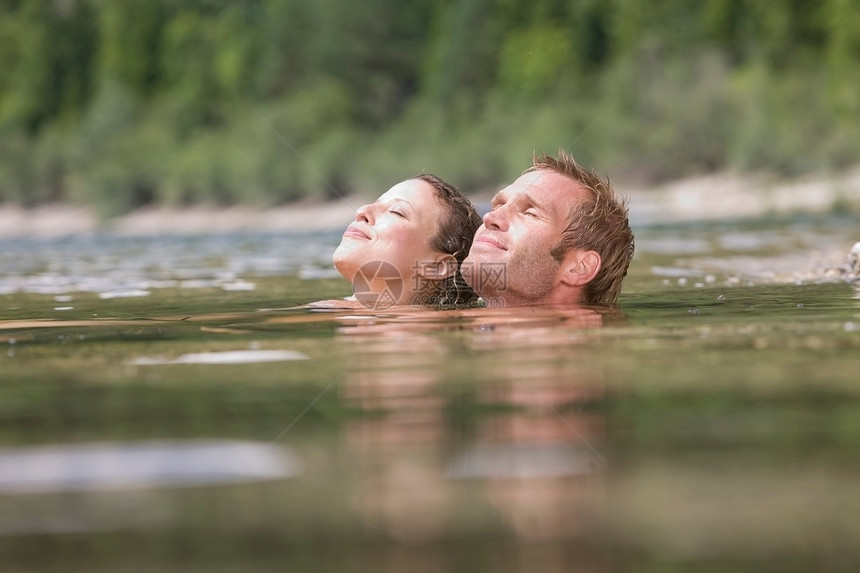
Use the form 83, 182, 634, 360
343, 226, 370, 240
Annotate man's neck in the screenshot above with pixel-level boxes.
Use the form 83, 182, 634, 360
487, 286, 584, 308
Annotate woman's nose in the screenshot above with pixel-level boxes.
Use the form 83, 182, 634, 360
355, 204, 373, 224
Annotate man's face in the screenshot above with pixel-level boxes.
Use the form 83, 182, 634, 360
463, 170, 585, 305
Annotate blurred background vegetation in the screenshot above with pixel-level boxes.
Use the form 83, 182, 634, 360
0, 0, 858, 216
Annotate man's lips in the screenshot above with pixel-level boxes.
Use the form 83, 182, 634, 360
474, 235, 507, 250
343, 225, 371, 240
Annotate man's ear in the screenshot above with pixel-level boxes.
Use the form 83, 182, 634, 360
418, 253, 457, 281
559, 249, 601, 287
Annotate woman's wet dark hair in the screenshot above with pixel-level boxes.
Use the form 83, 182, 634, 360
414, 173, 482, 309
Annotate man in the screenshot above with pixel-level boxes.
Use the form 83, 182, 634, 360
462, 150, 634, 306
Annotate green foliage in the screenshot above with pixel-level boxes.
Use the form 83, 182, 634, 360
0, 0, 859, 215
498, 25, 573, 98
423, 0, 499, 105
0, 0, 96, 131
97, 0, 166, 95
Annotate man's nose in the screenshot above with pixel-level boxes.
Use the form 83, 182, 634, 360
482, 206, 508, 231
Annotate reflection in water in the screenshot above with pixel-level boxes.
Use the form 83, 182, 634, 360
337, 327, 450, 543
0, 440, 302, 537
0, 440, 301, 494
447, 442, 599, 479
335, 307, 609, 547
129, 349, 309, 365
466, 310, 608, 542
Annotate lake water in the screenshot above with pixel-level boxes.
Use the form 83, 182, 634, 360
1, 214, 858, 571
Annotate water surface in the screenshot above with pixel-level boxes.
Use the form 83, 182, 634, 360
1, 215, 858, 571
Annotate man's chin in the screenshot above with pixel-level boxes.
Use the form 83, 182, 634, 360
461, 252, 500, 292
464, 250, 503, 267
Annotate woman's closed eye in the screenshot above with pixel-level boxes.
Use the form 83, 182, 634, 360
390, 209, 407, 218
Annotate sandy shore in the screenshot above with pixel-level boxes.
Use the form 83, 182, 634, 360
627, 167, 860, 226
0, 200, 359, 239
2, 168, 859, 238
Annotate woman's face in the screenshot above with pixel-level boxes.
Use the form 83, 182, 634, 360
333, 179, 449, 301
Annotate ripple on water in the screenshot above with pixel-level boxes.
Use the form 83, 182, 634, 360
128, 350, 309, 365
650, 266, 704, 278
0, 231, 340, 296
98, 289, 151, 299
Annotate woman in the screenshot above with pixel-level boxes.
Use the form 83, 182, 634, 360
331, 174, 481, 309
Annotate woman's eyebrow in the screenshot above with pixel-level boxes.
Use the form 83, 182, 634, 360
377, 197, 414, 209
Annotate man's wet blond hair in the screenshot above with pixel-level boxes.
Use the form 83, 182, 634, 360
526, 149, 634, 304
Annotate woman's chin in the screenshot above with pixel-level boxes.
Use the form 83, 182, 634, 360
332, 252, 358, 282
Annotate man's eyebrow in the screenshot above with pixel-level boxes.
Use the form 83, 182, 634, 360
490, 191, 506, 207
